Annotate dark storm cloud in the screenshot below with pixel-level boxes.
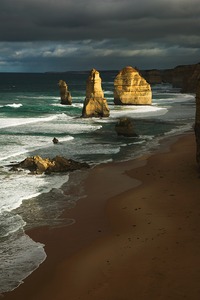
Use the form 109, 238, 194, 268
0, 0, 200, 71
0, 0, 200, 41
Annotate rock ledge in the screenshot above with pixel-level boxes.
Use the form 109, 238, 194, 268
9, 155, 89, 175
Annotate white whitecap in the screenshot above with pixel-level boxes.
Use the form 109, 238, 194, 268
0, 135, 74, 162
110, 105, 168, 118
51, 103, 66, 107
0, 114, 63, 129
5, 103, 23, 108
104, 90, 113, 95
164, 123, 194, 136
0, 228, 46, 293
0, 172, 69, 214
72, 103, 83, 108
19, 95, 59, 100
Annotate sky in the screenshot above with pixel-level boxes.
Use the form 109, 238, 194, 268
0, 0, 200, 72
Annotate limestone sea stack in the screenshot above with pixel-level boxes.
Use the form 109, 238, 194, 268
114, 66, 152, 105
82, 69, 110, 117
195, 80, 200, 168
58, 80, 72, 105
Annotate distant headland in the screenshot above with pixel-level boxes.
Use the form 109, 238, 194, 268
141, 62, 200, 93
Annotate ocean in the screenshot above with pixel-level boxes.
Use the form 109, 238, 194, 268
0, 71, 196, 293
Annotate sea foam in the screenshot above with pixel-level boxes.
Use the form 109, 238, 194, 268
110, 105, 168, 118
5, 103, 23, 108
0, 115, 59, 129
0, 170, 69, 214
0, 212, 46, 293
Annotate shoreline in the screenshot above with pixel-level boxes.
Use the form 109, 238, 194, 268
3, 131, 200, 300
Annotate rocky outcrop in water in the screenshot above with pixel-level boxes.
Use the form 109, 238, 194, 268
114, 66, 152, 105
195, 80, 200, 168
58, 80, 72, 105
10, 155, 89, 174
52, 137, 59, 144
115, 117, 138, 137
82, 69, 110, 117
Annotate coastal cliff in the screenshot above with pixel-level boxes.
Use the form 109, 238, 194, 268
195, 79, 200, 168
181, 64, 200, 93
142, 63, 200, 93
114, 66, 152, 105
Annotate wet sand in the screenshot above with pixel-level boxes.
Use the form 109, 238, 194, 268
3, 132, 200, 300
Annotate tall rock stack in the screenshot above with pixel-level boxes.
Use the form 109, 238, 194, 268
195, 80, 200, 168
58, 80, 72, 105
82, 69, 110, 117
114, 66, 152, 105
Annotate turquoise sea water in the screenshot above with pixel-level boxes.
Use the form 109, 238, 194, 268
0, 71, 196, 293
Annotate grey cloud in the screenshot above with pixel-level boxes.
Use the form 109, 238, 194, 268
0, 39, 199, 72
0, 0, 200, 71
1, 0, 200, 42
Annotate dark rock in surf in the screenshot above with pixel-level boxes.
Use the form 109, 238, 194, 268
115, 117, 138, 137
9, 155, 89, 175
52, 137, 59, 144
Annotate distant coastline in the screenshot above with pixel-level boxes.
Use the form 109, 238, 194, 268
29, 62, 200, 93
0, 61, 199, 95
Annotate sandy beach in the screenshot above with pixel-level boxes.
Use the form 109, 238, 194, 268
3, 132, 200, 300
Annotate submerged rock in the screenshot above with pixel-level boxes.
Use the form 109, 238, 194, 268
82, 69, 110, 117
115, 117, 138, 137
58, 80, 72, 105
9, 155, 89, 175
114, 66, 152, 105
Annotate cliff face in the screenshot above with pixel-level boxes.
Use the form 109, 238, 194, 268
141, 69, 163, 84
58, 80, 72, 105
142, 63, 200, 93
195, 79, 200, 168
181, 64, 200, 93
170, 65, 197, 90
82, 69, 110, 117
114, 66, 152, 105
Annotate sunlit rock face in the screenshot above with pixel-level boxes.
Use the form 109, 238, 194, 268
58, 80, 72, 105
195, 80, 200, 168
82, 69, 110, 117
9, 155, 89, 174
114, 66, 152, 105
